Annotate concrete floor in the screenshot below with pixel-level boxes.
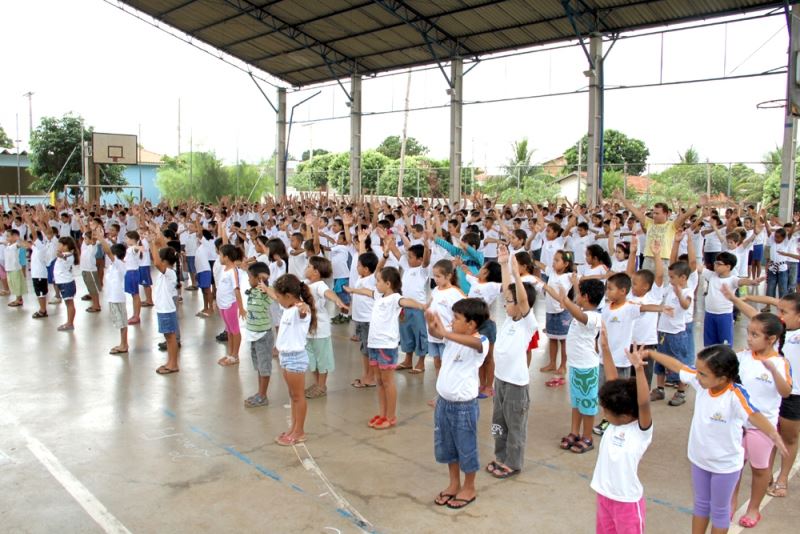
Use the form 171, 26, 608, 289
1, 283, 798, 533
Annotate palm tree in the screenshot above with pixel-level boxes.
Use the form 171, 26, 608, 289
678, 146, 699, 165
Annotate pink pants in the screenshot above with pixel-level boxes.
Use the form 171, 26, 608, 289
596, 494, 646, 534
219, 305, 241, 334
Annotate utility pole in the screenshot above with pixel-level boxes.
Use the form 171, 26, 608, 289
177, 98, 181, 156
22, 91, 33, 143
397, 69, 412, 197
15, 113, 21, 203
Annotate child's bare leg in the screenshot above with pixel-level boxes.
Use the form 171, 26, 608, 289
400, 351, 413, 368
580, 414, 595, 440
434, 463, 462, 504
381, 369, 396, 419
541, 340, 557, 372
316, 371, 327, 390
557, 340, 567, 374
454, 471, 477, 503
570, 408, 582, 436
691, 516, 711, 534
284, 370, 307, 438
257, 375, 270, 397
376, 368, 387, 417
360, 355, 376, 385
65, 300, 75, 326
37, 296, 46, 313
231, 332, 241, 357
91, 294, 100, 310
741, 465, 770, 522
143, 286, 153, 305
414, 354, 426, 371
132, 294, 141, 319
119, 327, 128, 350
165, 333, 179, 370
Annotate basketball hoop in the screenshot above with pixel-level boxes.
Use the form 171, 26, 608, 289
111, 156, 119, 163
756, 99, 786, 110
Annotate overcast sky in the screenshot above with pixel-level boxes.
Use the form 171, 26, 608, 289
0, 1, 792, 174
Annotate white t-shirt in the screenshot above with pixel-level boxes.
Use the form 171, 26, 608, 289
482, 229, 499, 257
427, 286, 465, 343
54, 254, 74, 284
685, 271, 699, 323
400, 257, 429, 304
79, 243, 97, 272
288, 251, 307, 279
465, 276, 502, 309
276, 305, 311, 353
329, 244, 351, 280
182, 232, 198, 256
494, 311, 538, 386
680, 367, 756, 474
351, 274, 377, 323
367, 292, 403, 348
139, 238, 151, 267
540, 236, 565, 270
601, 302, 641, 367
566, 310, 602, 369
308, 280, 332, 339
701, 271, 739, 314
545, 268, 573, 314
154, 268, 177, 313
30, 239, 49, 279
768, 236, 790, 271
591, 420, 653, 502
568, 232, 595, 265
216, 267, 240, 310
629, 286, 663, 346
784, 329, 800, 395
104, 258, 126, 304
657, 285, 692, 334
738, 350, 791, 428
436, 334, 489, 402
4, 242, 20, 271
124, 246, 140, 272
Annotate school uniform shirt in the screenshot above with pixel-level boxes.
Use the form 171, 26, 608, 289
275, 304, 311, 352
436, 334, 490, 402
4, 242, 21, 271
154, 269, 178, 314
679, 367, 757, 473
685, 272, 699, 324
288, 251, 307, 279
738, 350, 792, 428
79, 244, 98, 272
482, 229, 499, 258
703, 226, 722, 253
427, 286, 465, 343
465, 276, 502, 308
627, 286, 663, 346
124, 246, 140, 272
104, 258, 126, 304
591, 420, 653, 502
307, 280, 332, 339
182, 232, 198, 257
367, 292, 403, 348
567, 232, 594, 265
139, 239, 151, 267
46, 237, 59, 264
657, 285, 692, 334
57, 221, 71, 238
785, 329, 800, 395
566, 310, 603, 369
30, 239, 48, 279
610, 259, 628, 273
268, 260, 286, 286
701, 271, 739, 314
494, 311, 538, 386
540, 237, 565, 270
399, 256, 429, 304
54, 254, 75, 284
768, 236, 790, 272
329, 244, 351, 280
351, 274, 377, 323
602, 302, 641, 367
216, 267, 240, 309
544, 268, 573, 314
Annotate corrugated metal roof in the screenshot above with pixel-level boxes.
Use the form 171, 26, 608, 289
118, 0, 788, 87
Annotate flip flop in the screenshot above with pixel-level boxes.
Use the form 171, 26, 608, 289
767, 482, 788, 497
408, 368, 424, 374
395, 363, 412, 371
156, 366, 179, 375
434, 492, 456, 506
446, 496, 476, 510
218, 356, 240, 367
275, 435, 306, 446
351, 379, 376, 388
57, 324, 74, 331
7, 301, 22, 307
738, 513, 761, 528
491, 466, 520, 479
109, 347, 129, 355
86, 307, 101, 313
545, 377, 566, 387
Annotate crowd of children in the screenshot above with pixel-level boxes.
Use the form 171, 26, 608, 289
2, 191, 800, 532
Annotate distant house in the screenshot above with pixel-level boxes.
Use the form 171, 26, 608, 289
540, 155, 568, 177
0, 148, 39, 199
553, 171, 652, 201
117, 147, 165, 203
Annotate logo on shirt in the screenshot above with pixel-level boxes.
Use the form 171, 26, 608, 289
608, 316, 621, 324
611, 432, 626, 448
710, 412, 727, 423
755, 372, 773, 384
787, 333, 800, 345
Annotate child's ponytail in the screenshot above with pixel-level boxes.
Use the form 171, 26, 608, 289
299, 280, 318, 335
274, 273, 317, 334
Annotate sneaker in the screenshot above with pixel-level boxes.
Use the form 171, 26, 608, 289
668, 391, 687, 406
650, 388, 665, 401
592, 419, 610, 436
216, 331, 228, 342
331, 314, 343, 324
343, 315, 351, 323
244, 394, 269, 408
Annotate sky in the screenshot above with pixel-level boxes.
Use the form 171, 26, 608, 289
0, 0, 792, 175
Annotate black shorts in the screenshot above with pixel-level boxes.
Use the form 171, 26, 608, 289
33, 277, 48, 297
779, 394, 800, 421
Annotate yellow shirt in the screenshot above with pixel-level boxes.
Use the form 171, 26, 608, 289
644, 218, 676, 260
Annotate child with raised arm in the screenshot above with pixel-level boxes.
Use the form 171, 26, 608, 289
592, 332, 653, 534
486, 245, 537, 479
427, 297, 490, 510
148, 228, 180, 375
542, 277, 605, 453
95, 226, 129, 355
243, 262, 275, 408
645, 346, 788, 534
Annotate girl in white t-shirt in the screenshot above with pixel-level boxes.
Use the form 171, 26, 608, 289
427, 260, 467, 379
216, 244, 247, 367
592, 335, 653, 534
266, 237, 289, 356
460, 259, 502, 398
147, 230, 180, 375
646, 346, 787, 533
346, 266, 426, 429
54, 237, 79, 331
272, 273, 317, 447
535, 250, 575, 378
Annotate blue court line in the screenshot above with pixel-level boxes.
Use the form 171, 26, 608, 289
162, 408, 381, 532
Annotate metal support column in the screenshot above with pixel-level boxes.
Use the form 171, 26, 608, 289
350, 74, 362, 199
586, 34, 603, 208
449, 58, 463, 204
780, 3, 799, 220
276, 88, 287, 199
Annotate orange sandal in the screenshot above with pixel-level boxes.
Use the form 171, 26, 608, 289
373, 418, 397, 430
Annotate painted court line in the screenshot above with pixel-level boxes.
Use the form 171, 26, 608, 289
0, 414, 131, 534
729, 455, 800, 533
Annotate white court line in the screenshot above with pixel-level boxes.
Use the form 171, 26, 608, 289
729, 455, 800, 534
1, 414, 131, 534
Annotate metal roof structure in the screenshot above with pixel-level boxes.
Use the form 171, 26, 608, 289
118, 0, 789, 87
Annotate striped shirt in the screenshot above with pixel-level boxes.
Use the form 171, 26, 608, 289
245, 288, 272, 332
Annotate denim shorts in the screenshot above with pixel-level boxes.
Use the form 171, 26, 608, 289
428, 341, 446, 358
478, 318, 497, 344
157, 311, 178, 334
187, 256, 196, 274
569, 366, 599, 416
545, 310, 571, 340
138, 266, 152, 287
47, 260, 56, 284
368, 347, 399, 370
333, 278, 350, 305
655, 330, 692, 381
399, 307, 428, 355
57, 281, 77, 300
279, 350, 309, 374
434, 398, 480, 473
353, 321, 370, 355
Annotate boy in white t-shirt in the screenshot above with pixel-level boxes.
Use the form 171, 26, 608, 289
701, 251, 761, 346
96, 227, 129, 355
427, 297, 490, 510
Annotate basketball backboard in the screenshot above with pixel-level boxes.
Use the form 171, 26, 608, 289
92, 133, 138, 164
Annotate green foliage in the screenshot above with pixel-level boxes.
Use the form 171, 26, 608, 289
291, 150, 397, 195
376, 156, 450, 197
156, 152, 274, 202
679, 146, 699, 164
28, 113, 126, 193
763, 169, 780, 208
301, 148, 330, 161
601, 170, 625, 198
0, 125, 12, 148
375, 135, 428, 160
564, 129, 650, 175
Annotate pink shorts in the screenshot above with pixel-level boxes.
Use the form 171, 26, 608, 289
219, 305, 241, 335
596, 494, 646, 534
743, 428, 774, 469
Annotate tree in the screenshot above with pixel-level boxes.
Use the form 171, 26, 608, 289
301, 148, 329, 161
678, 146, 699, 164
0, 125, 12, 148
564, 129, 650, 175
376, 135, 428, 159
28, 113, 126, 193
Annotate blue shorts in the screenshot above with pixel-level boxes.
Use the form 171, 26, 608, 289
399, 307, 428, 355
656, 330, 693, 381
157, 311, 178, 334
19, 248, 27, 266
187, 256, 196, 274
751, 245, 764, 264
428, 341, 446, 358
703, 312, 734, 347
434, 398, 480, 473
124, 270, 140, 295
47, 260, 56, 284
569, 366, 599, 416
368, 347, 399, 370
545, 310, 571, 340
138, 266, 153, 287
333, 278, 350, 305
478, 318, 497, 344
56, 281, 77, 300
197, 270, 212, 289
279, 350, 309, 373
